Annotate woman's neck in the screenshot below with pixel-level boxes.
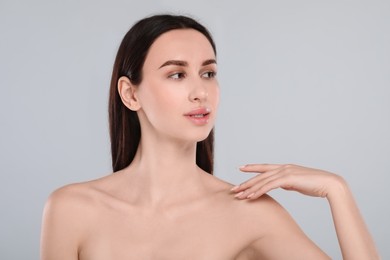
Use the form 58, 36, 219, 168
123, 135, 206, 206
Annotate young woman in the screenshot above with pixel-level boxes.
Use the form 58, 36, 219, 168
40, 14, 380, 259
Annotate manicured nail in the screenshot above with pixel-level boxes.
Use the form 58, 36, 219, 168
239, 165, 246, 169
234, 191, 244, 198
247, 193, 255, 199
230, 185, 239, 191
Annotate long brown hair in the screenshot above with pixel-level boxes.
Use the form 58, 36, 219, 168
108, 14, 216, 174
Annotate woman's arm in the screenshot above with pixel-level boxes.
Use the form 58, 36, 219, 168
327, 177, 380, 259
40, 186, 85, 260
231, 164, 380, 259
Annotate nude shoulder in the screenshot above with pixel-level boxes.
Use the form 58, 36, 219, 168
229, 194, 330, 259
41, 178, 117, 259
43, 182, 98, 226
45, 173, 119, 208
46, 182, 95, 207
235, 193, 287, 217
201, 172, 278, 206
231, 193, 291, 232
201, 173, 289, 228
200, 175, 316, 256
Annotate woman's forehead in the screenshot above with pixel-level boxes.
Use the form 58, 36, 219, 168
144, 29, 216, 68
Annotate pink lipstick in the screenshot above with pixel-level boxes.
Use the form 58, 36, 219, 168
184, 107, 211, 125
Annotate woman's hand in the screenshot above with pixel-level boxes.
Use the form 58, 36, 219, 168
231, 164, 345, 200
231, 163, 381, 259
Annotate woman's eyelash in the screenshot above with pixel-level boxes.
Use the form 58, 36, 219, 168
202, 71, 217, 78
168, 72, 186, 79
168, 71, 217, 80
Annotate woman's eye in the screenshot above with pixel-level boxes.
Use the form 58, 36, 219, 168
201, 71, 217, 79
168, 72, 185, 79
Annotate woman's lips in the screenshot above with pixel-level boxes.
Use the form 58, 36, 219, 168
184, 107, 211, 125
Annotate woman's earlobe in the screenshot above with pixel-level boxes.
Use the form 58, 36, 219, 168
117, 76, 141, 111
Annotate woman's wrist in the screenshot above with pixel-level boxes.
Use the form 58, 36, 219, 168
325, 174, 350, 202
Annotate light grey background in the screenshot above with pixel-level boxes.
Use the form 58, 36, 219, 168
1, 0, 389, 259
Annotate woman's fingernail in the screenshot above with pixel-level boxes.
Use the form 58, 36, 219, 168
234, 191, 244, 198
247, 193, 255, 199
230, 185, 239, 191
239, 165, 246, 169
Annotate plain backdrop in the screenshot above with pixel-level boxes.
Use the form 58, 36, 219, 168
1, 0, 389, 259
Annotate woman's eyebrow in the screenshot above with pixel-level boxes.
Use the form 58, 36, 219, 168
158, 59, 217, 69
202, 59, 217, 66
159, 60, 188, 69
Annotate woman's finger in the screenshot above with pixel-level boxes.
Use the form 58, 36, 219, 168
239, 164, 283, 173
244, 173, 295, 200
235, 172, 283, 199
247, 177, 288, 200
231, 167, 282, 192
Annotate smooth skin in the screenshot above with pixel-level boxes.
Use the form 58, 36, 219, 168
41, 29, 380, 260
232, 164, 380, 259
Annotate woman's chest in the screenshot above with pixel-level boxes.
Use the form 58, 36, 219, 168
79, 206, 257, 260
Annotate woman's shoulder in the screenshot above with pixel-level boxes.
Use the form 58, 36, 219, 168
43, 182, 96, 225
46, 181, 96, 208
43, 174, 120, 218
202, 172, 286, 221
40, 175, 123, 257
205, 174, 326, 257
202, 174, 302, 245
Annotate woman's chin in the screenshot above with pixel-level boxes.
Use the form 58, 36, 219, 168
194, 131, 213, 143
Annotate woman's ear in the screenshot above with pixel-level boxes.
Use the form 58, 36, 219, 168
117, 76, 141, 111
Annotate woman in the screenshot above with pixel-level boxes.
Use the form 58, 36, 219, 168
40, 14, 379, 259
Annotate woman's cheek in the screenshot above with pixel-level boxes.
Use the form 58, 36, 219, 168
212, 85, 220, 107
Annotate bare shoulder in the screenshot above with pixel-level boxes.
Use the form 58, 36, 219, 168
233, 194, 329, 259
42, 180, 103, 235
201, 174, 329, 259
201, 171, 279, 208
44, 173, 120, 215
200, 172, 286, 230
41, 173, 126, 256
41, 178, 111, 260
45, 182, 96, 212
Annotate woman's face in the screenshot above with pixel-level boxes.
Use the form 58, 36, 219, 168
136, 29, 219, 143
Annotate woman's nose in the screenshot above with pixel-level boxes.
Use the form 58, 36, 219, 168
188, 80, 208, 103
